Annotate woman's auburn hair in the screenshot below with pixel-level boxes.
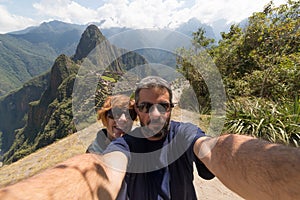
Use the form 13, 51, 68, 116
97, 94, 136, 127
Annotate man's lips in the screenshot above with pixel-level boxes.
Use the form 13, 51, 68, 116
147, 121, 164, 129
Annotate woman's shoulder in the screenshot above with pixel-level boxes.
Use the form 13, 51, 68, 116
96, 129, 108, 138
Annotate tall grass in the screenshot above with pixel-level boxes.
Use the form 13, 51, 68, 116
225, 97, 300, 147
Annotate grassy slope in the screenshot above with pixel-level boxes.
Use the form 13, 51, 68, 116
0, 123, 100, 187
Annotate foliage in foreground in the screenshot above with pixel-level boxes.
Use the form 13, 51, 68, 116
225, 97, 300, 147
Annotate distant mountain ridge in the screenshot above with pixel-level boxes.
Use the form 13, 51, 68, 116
9, 20, 85, 55
176, 17, 216, 39
0, 21, 83, 96
0, 19, 222, 96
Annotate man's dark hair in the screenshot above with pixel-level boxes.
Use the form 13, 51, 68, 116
135, 76, 173, 103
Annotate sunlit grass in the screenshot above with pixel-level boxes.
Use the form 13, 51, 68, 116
101, 75, 116, 82
224, 97, 300, 147
0, 123, 99, 188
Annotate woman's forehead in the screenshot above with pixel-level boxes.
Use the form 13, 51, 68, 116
111, 98, 131, 107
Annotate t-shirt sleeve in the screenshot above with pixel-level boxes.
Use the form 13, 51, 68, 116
194, 156, 215, 180
193, 127, 215, 180
103, 137, 131, 161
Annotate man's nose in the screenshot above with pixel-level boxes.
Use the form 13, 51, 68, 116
149, 105, 161, 118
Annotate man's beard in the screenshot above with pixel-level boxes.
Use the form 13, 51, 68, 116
141, 116, 171, 139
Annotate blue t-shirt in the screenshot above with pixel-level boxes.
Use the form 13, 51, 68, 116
104, 121, 215, 200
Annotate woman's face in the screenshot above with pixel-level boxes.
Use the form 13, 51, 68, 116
106, 108, 135, 141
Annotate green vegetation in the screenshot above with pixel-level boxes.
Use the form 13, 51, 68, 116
0, 20, 84, 96
2, 55, 80, 164
0, 34, 56, 96
101, 75, 116, 82
178, 0, 300, 146
225, 97, 300, 147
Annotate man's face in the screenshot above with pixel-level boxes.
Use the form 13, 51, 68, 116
135, 87, 172, 140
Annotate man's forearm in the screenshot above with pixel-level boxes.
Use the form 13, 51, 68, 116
0, 152, 127, 200
194, 134, 300, 200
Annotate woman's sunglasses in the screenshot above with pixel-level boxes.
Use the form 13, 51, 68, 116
136, 102, 174, 114
106, 108, 136, 120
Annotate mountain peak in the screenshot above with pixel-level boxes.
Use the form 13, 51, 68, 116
72, 24, 106, 62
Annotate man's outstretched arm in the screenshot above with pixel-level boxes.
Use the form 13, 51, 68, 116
0, 152, 127, 200
194, 134, 300, 200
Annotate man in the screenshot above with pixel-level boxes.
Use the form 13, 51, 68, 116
103, 76, 214, 199
0, 76, 299, 200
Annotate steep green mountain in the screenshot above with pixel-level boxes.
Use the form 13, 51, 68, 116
0, 72, 50, 153
0, 34, 56, 96
2, 25, 147, 164
72, 24, 106, 62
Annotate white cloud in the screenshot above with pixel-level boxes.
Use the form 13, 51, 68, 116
33, 0, 98, 24
96, 0, 187, 28
0, 0, 289, 33
94, 0, 289, 29
191, 0, 288, 25
0, 5, 37, 33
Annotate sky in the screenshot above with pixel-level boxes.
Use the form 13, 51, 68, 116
0, 0, 288, 34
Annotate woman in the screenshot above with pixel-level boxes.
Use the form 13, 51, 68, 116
86, 94, 137, 153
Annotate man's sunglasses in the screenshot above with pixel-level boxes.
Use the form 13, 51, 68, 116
106, 108, 136, 120
136, 102, 174, 114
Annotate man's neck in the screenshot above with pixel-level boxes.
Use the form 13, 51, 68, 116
147, 133, 164, 141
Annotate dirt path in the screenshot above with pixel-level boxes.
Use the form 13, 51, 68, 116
194, 170, 243, 199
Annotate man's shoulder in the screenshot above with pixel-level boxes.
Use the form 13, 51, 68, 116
122, 127, 143, 142
170, 120, 205, 137
170, 120, 199, 130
